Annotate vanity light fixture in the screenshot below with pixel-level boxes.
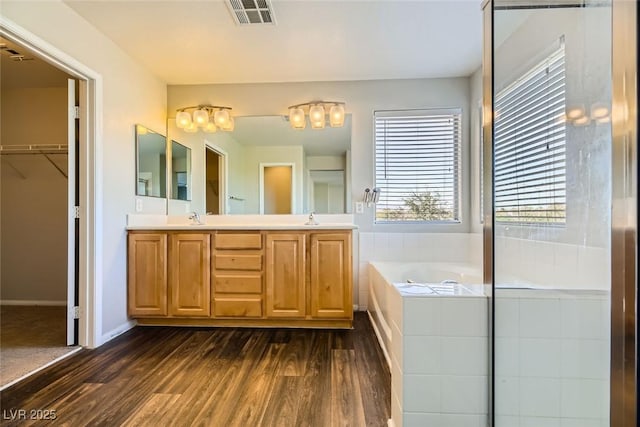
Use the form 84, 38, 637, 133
175, 104, 234, 133
287, 101, 346, 130
565, 102, 611, 126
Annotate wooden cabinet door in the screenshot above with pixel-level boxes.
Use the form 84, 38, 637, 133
169, 233, 211, 317
128, 233, 167, 317
265, 233, 306, 318
310, 233, 352, 319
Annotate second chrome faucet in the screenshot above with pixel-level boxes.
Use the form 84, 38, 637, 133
188, 211, 204, 225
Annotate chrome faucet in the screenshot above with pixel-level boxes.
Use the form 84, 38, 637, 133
305, 211, 318, 225
188, 211, 203, 225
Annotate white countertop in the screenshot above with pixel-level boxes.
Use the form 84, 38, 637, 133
127, 223, 357, 231
126, 214, 357, 231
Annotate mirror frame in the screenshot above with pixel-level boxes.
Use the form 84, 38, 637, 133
135, 123, 167, 199
169, 139, 192, 202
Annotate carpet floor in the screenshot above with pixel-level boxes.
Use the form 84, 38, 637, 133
0, 305, 77, 389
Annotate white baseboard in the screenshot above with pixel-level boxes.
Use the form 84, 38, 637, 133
0, 300, 66, 306
100, 320, 137, 346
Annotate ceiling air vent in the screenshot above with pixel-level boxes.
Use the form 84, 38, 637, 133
0, 42, 34, 62
227, 0, 276, 25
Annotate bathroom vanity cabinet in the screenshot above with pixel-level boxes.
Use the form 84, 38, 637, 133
127, 228, 353, 328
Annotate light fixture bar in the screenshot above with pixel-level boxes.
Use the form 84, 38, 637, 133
176, 104, 232, 113
286, 101, 346, 130
287, 101, 345, 110
175, 104, 234, 133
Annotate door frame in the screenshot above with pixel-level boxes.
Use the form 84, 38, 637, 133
1, 18, 103, 348
203, 142, 228, 214
259, 162, 295, 214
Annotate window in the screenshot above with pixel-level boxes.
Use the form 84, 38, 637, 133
494, 43, 566, 224
375, 109, 461, 223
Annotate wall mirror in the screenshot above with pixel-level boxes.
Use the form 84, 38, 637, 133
170, 140, 191, 201
135, 124, 166, 198
166, 114, 351, 215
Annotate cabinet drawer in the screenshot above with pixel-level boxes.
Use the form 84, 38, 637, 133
214, 297, 262, 317
215, 233, 262, 250
215, 254, 262, 271
214, 274, 262, 293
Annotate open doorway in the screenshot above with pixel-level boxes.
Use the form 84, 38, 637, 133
260, 164, 294, 214
205, 145, 225, 214
0, 36, 80, 389
308, 169, 345, 214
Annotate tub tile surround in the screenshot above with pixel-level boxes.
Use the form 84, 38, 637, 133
495, 291, 610, 426
494, 236, 609, 290
368, 261, 488, 427
494, 236, 610, 426
389, 292, 489, 427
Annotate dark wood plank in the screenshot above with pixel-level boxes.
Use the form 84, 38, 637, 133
261, 376, 303, 427
353, 314, 392, 426
121, 393, 182, 427
331, 349, 366, 427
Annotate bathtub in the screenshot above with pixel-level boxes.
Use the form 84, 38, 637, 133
367, 261, 484, 367
368, 262, 488, 427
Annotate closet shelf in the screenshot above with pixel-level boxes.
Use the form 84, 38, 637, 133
0, 144, 69, 179
0, 144, 68, 155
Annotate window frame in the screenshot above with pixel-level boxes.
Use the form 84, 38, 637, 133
373, 108, 463, 225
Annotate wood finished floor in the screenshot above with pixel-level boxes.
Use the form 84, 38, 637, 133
0, 313, 390, 427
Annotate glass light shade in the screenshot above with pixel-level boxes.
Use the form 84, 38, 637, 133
566, 105, 585, 120
184, 121, 198, 133
204, 121, 218, 133
309, 104, 325, 129
289, 107, 306, 129
329, 104, 345, 127
192, 109, 209, 127
221, 116, 235, 132
590, 103, 609, 119
573, 115, 590, 126
176, 111, 191, 129
214, 109, 231, 127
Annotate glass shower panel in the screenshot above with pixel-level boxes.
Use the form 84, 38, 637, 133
492, 2, 612, 426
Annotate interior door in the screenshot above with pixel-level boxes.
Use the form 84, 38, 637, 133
67, 79, 78, 346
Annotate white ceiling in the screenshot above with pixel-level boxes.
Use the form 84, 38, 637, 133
64, 0, 483, 85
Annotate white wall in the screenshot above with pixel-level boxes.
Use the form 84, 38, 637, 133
1, 0, 167, 343
167, 77, 472, 233
1, 87, 68, 303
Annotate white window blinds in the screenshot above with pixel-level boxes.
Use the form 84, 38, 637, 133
494, 44, 566, 224
375, 109, 461, 223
